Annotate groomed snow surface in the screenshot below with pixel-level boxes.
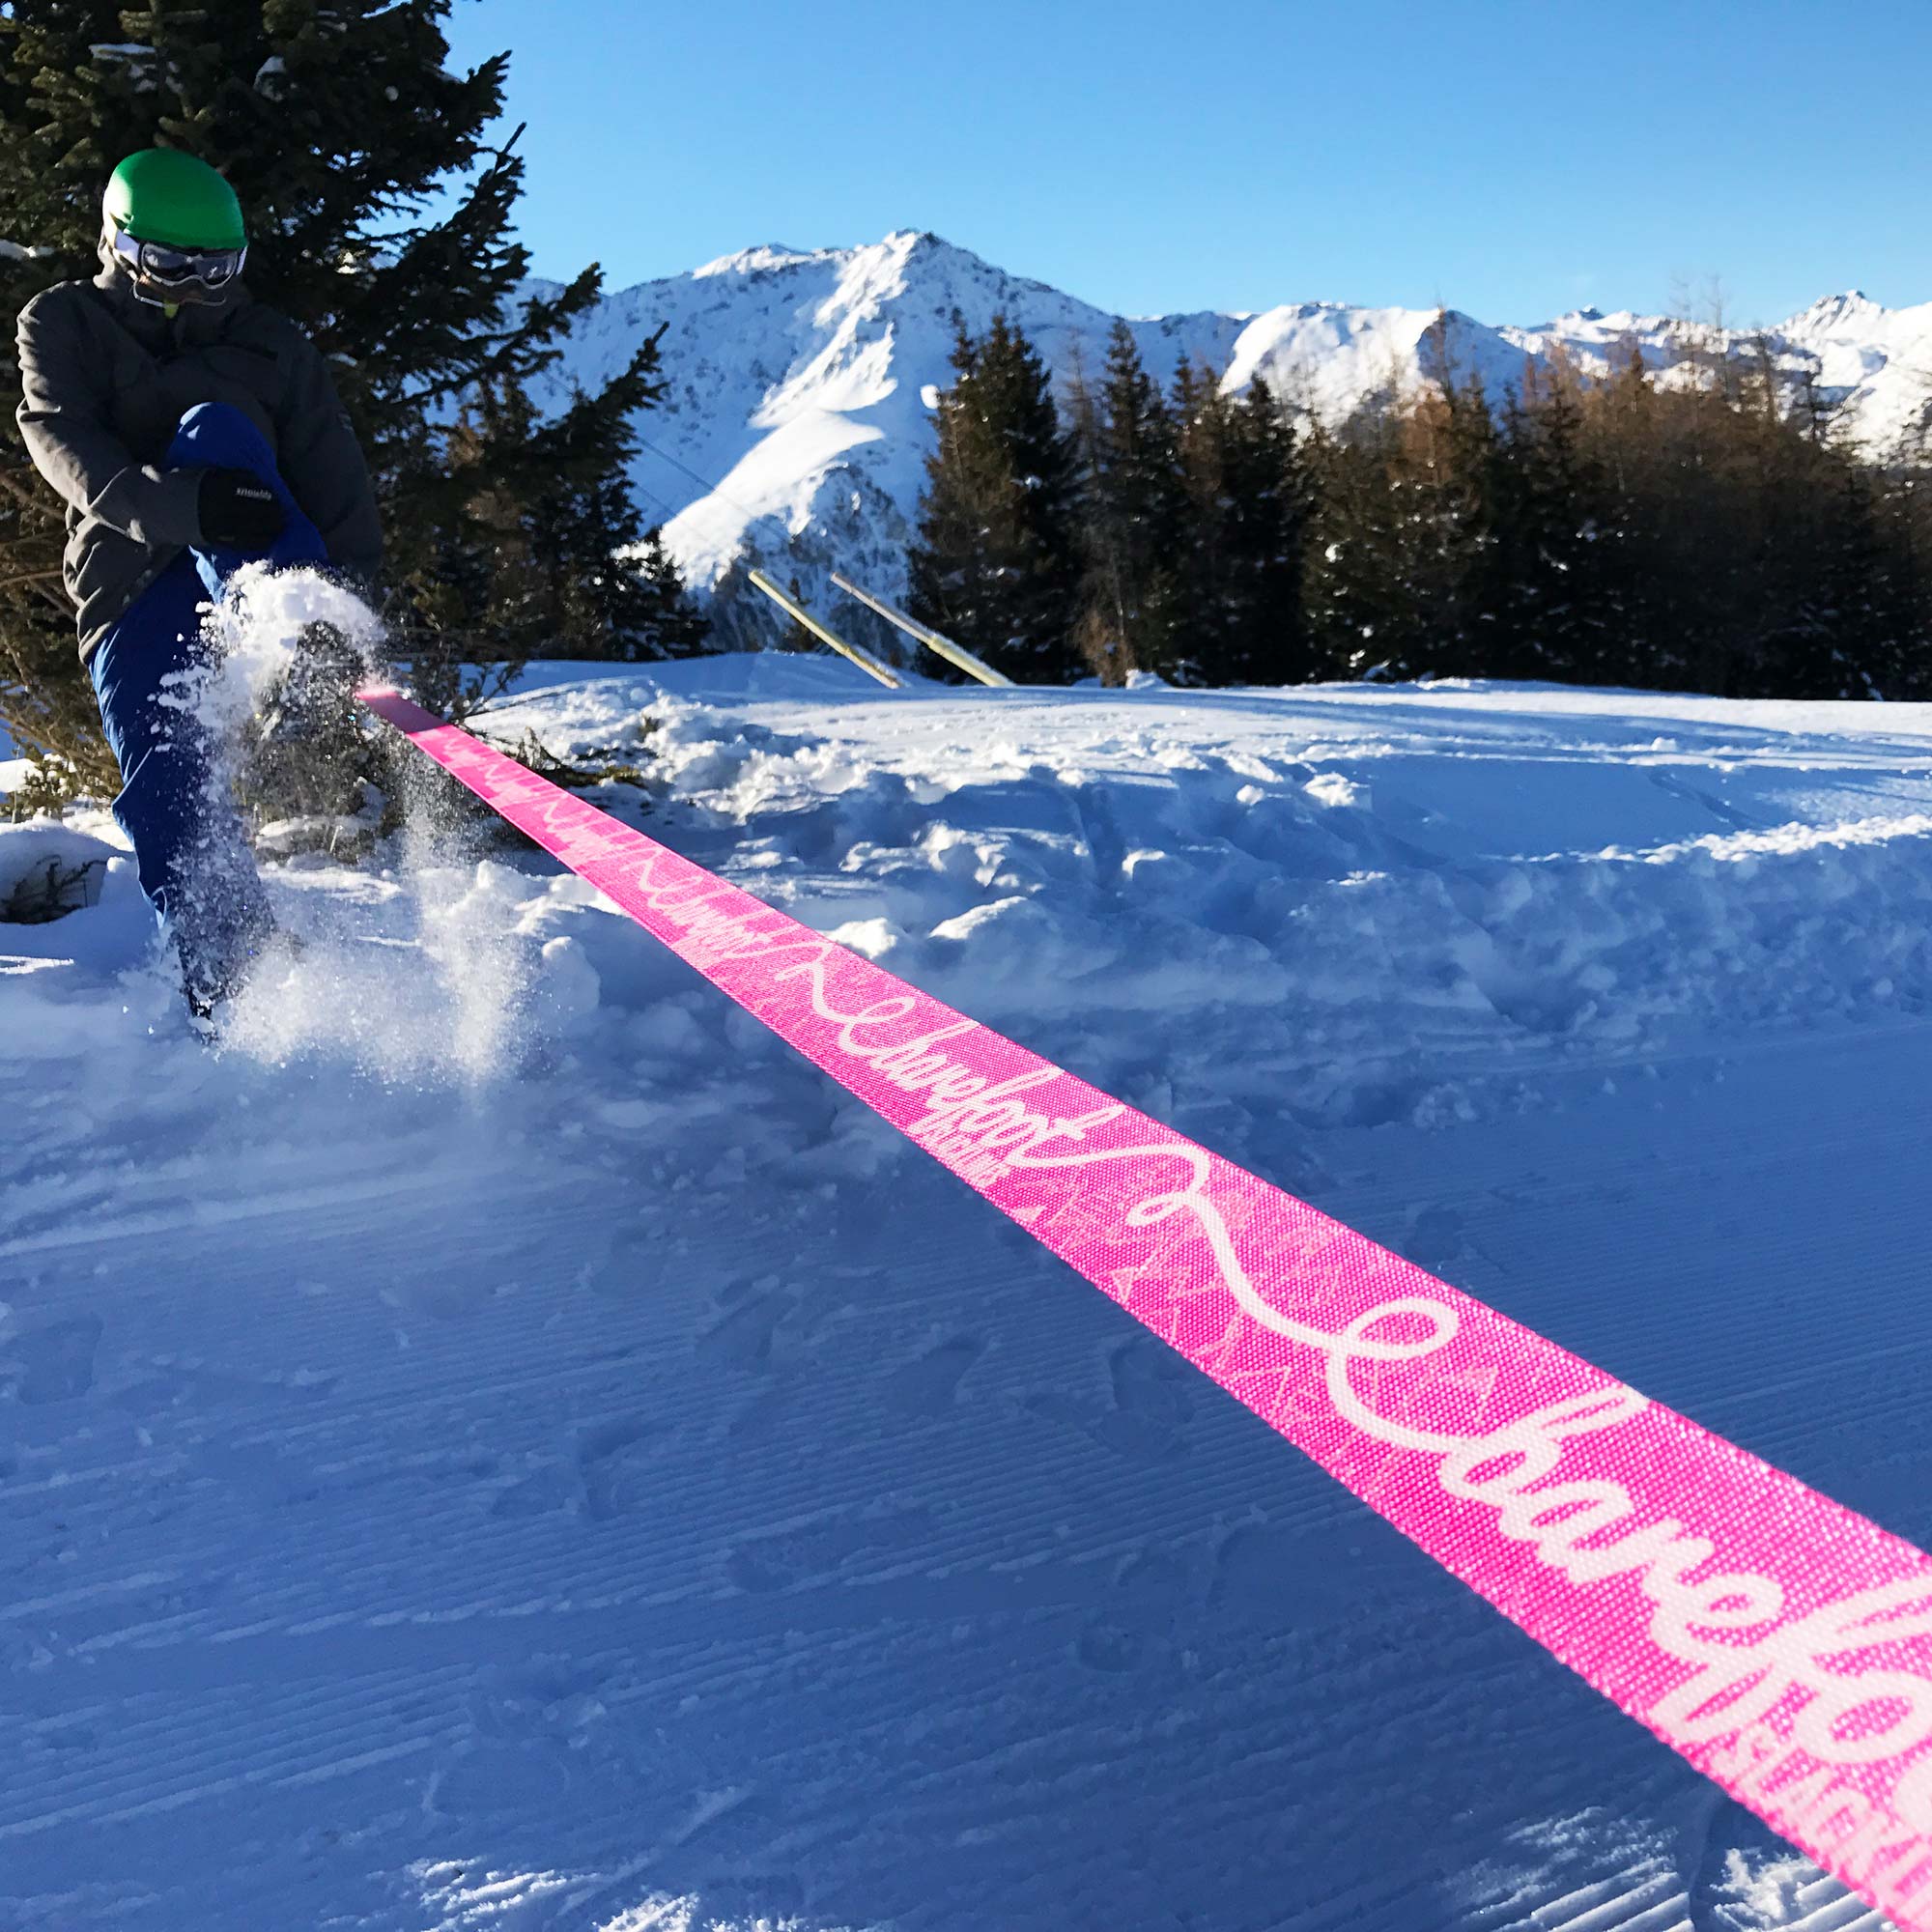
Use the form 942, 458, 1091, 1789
6, 650, 1932, 1931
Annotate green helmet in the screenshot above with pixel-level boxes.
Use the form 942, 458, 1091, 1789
102, 149, 245, 251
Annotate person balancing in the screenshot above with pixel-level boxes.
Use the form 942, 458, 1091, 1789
14, 147, 382, 1021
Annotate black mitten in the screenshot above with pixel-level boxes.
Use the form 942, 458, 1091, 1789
198, 468, 287, 552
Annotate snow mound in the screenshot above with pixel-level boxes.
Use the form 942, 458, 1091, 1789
0, 820, 121, 922
486, 662, 1932, 1120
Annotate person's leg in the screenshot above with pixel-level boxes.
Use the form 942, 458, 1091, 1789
90, 555, 216, 917
96, 402, 344, 1010
89, 511, 280, 1012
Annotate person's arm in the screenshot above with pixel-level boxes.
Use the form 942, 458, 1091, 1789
275, 331, 383, 582
14, 291, 203, 547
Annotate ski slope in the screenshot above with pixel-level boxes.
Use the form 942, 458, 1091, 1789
5, 657, 1932, 1932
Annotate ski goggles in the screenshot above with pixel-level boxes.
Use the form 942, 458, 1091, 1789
110, 226, 246, 295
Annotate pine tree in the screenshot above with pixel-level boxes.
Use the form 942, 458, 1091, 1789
525, 473, 683, 662
1574, 342, 1667, 686
1301, 409, 1403, 681
1406, 363, 1506, 676
461, 363, 705, 664
1179, 372, 1312, 686
1168, 320, 1932, 702
1748, 426, 1922, 698
631, 528, 712, 661
1886, 469, 1932, 699
907, 313, 1082, 682
1168, 356, 1229, 684
0, 0, 667, 785
1076, 321, 1187, 682
1301, 357, 1504, 685
1490, 354, 1623, 682
1545, 335, 1932, 700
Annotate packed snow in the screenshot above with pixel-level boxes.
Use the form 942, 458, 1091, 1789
531, 230, 1932, 650
4, 639, 1932, 1930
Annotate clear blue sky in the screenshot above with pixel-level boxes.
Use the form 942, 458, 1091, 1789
442, 0, 1932, 327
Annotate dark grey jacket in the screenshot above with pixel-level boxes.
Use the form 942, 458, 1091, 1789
15, 246, 383, 658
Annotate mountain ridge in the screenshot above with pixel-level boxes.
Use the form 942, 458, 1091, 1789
528, 231, 1932, 654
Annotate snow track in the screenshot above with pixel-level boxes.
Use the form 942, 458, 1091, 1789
4, 662, 1930, 1930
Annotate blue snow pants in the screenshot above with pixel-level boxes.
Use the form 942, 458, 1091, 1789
88, 403, 328, 999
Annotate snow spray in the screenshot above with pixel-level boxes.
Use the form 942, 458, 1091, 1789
189, 562, 386, 742
185, 572, 539, 1078
366, 685, 1932, 1929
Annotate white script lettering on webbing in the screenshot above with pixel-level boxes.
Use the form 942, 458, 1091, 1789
787, 984, 1932, 1775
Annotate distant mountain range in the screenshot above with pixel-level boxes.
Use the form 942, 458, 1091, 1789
529, 231, 1932, 655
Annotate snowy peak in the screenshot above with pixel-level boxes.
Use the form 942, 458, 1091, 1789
1792, 289, 1879, 330
691, 242, 825, 278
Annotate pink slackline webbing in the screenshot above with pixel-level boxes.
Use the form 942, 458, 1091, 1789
365, 688, 1932, 1926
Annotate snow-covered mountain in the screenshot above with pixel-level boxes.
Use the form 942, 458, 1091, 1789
531, 231, 1932, 653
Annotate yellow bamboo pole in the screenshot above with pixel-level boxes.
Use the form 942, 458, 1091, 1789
830, 572, 1014, 687
746, 569, 901, 689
